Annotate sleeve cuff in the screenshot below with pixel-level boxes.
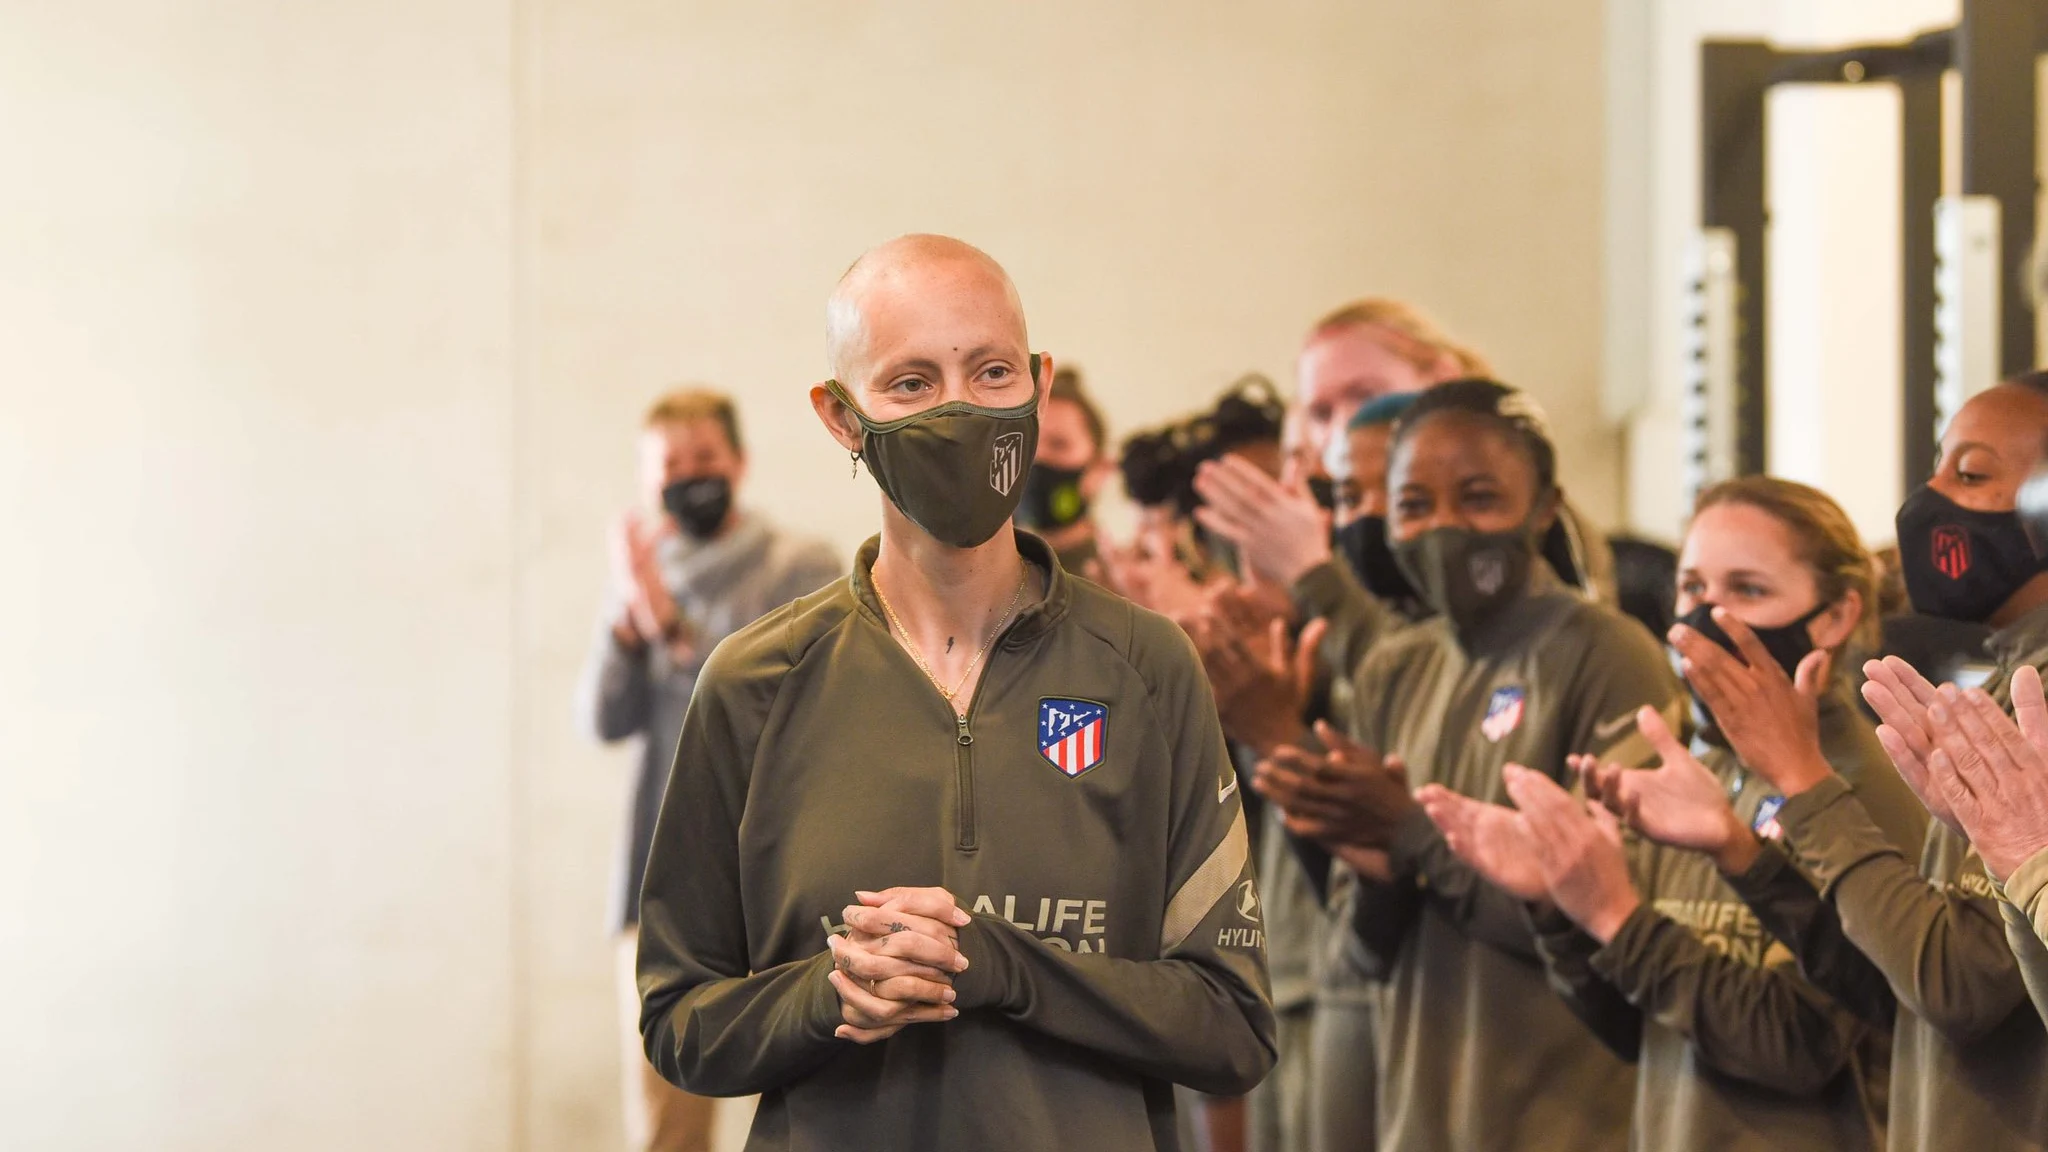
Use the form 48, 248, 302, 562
1723, 836, 1794, 894
1290, 559, 1368, 621
1587, 904, 1665, 988
1526, 902, 1605, 966
1775, 773, 1852, 824
951, 917, 1023, 1013
1523, 901, 1579, 938
1774, 775, 1903, 895
803, 949, 850, 1039
2007, 848, 2048, 939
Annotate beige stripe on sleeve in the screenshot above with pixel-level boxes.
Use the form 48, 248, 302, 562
2009, 848, 2048, 944
1159, 808, 1250, 953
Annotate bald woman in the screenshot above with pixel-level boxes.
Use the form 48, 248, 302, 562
634, 235, 1275, 1152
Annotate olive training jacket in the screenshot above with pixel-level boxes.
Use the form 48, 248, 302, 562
637, 531, 1276, 1152
1723, 602, 2048, 1152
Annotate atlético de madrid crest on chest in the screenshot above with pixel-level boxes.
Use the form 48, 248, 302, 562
1039, 697, 1108, 778
1480, 685, 1526, 743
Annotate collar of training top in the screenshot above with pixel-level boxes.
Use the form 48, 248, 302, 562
1988, 598, 2048, 672
849, 528, 1071, 647
1703, 676, 1862, 754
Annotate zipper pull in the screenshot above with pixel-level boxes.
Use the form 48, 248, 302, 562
956, 714, 974, 746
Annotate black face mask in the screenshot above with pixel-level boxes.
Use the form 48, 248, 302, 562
1307, 475, 1337, 511
1671, 600, 1827, 733
827, 355, 1041, 549
1017, 463, 1090, 531
1391, 524, 1536, 630
1334, 515, 1416, 603
662, 476, 733, 540
1895, 484, 2046, 623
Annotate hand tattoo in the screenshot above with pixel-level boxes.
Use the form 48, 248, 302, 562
887, 921, 908, 934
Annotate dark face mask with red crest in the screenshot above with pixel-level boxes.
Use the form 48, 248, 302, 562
1894, 485, 2046, 623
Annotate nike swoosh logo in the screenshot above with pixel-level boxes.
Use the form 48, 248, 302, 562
1219, 774, 1239, 803
1593, 711, 1639, 743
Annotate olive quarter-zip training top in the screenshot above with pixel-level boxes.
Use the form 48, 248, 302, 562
1725, 602, 2048, 1152
1535, 685, 1925, 1152
637, 531, 1276, 1152
1342, 566, 1682, 1152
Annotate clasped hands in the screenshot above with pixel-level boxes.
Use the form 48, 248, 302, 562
824, 887, 970, 1044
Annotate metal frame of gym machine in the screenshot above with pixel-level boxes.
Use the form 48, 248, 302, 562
1688, 0, 2045, 505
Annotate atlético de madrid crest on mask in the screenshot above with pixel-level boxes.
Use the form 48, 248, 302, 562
1932, 525, 1972, 579
1468, 549, 1507, 597
990, 432, 1024, 496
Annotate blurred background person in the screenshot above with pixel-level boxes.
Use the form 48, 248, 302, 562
1014, 364, 1115, 574
1197, 391, 1423, 1152
1097, 372, 1294, 1152
574, 388, 841, 1152
1293, 298, 1488, 473
1606, 533, 1681, 639
1098, 374, 1292, 626
1195, 299, 1612, 634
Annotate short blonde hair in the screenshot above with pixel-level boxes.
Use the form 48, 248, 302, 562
1693, 476, 1878, 654
643, 387, 742, 455
1308, 298, 1493, 378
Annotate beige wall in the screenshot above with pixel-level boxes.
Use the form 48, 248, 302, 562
3, 2, 1612, 1148
0, 3, 520, 1150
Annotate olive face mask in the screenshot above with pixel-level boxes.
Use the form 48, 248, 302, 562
828, 355, 1041, 548
1391, 522, 1538, 630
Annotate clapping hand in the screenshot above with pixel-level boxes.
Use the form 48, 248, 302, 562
1861, 655, 1962, 833
1091, 536, 1214, 626
1916, 667, 2048, 881
1417, 785, 1547, 900
1572, 705, 1760, 876
609, 510, 688, 653
1669, 608, 1832, 795
1505, 766, 1643, 944
1190, 454, 1334, 588
1255, 721, 1414, 877
1197, 601, 1326, 756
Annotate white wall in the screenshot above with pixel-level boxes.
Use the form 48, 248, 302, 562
3, 2, 1613, 1148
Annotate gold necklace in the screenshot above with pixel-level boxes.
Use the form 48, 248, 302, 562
873, 566, 1030, 705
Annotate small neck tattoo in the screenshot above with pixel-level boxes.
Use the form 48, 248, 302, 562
872, 566, 1031, 706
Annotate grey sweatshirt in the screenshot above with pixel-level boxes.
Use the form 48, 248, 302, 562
574, 511, 841, 930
